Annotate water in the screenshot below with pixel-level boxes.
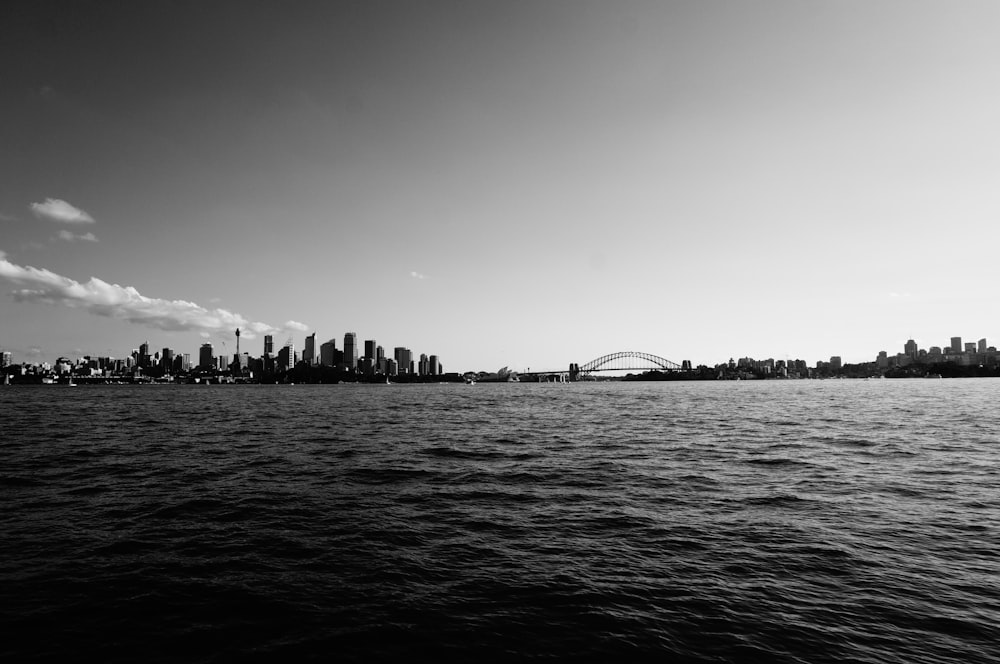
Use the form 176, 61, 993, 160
2, 380, 998, 662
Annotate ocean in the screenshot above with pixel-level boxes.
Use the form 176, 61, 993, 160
1, 380, 998, 662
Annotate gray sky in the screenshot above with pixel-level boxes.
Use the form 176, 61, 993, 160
2, 0, 999, 370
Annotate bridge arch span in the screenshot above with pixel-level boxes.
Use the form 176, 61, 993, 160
578, 351, 682, 374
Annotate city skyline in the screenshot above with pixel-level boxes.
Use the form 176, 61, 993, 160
2, 328, 995, 377
2, 2, 999, 370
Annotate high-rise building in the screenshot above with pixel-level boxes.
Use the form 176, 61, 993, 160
199, 343, 214, 369
904, 339, 918, 359
376, 345, 385, 363
1, 350, 11, 369
303, 333, 316, 365
830, 356, 842, 370
344, 332, 358, 370
394, 347, 412, 375
320, 339, 337, 367
419, 353, 429, 376
429, 355, 440, 375
978, 338, 988, 353
277, 343, 293, 373
161, 348, 174, 373
950, 337, 962, 353
965, 342, 976, 354
364, 339, 377, 361
264, 335, 274, 357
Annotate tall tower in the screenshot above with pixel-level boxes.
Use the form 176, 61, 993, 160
264, 334, 274, 357
304, 333, 316, 365
199, 343, 214, 370
235, 328, 241, 357
344, 332, 358, 371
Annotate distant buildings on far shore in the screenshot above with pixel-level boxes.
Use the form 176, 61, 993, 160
2, 333, 999, 381
0, 327, 443, 383
877, 336, 998, 370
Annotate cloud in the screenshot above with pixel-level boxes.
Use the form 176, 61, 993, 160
0, 212, 16, 222
30, 198, 95, 224
0, 255, 293, 340
410, 271, 428, 280
284, 320, 308, 332
56, 230, 99, 243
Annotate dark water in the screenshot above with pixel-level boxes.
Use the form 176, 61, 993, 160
2, 380, 998, 662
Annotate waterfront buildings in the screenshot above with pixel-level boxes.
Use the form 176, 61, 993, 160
878, 336, 998, 369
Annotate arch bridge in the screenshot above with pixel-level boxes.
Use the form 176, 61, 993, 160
571, 351, 682, 379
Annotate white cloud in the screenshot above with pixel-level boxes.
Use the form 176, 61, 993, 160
0, 255, 290, 339
410, 271, 428, 280
30, 198, 95, 224
284, 320, 309, 332
56, 230, 98, 243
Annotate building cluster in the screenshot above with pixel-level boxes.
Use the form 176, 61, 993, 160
211, 330, 444, 379
0, 329, 443, 382
714, 357, 815, 380
877, 336, 998, 370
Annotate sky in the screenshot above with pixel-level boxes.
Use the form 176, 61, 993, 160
2, 0, 999, 372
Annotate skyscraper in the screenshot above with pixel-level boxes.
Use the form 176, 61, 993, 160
364, 339, 377, 361
303, 333, 316, 365
264, 335, 274, 357
199, 343, 214, 369
320, 339, 337, 367
344, 332, 358, 371
904, 339, 918, 359
978, 338, 988, 353
394, 347, 412, 375
950, 337, 962, 353
277, 343, 293, 373
429, 355, 440, 375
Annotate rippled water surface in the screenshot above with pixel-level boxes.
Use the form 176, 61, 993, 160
2, 380, 999, 662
